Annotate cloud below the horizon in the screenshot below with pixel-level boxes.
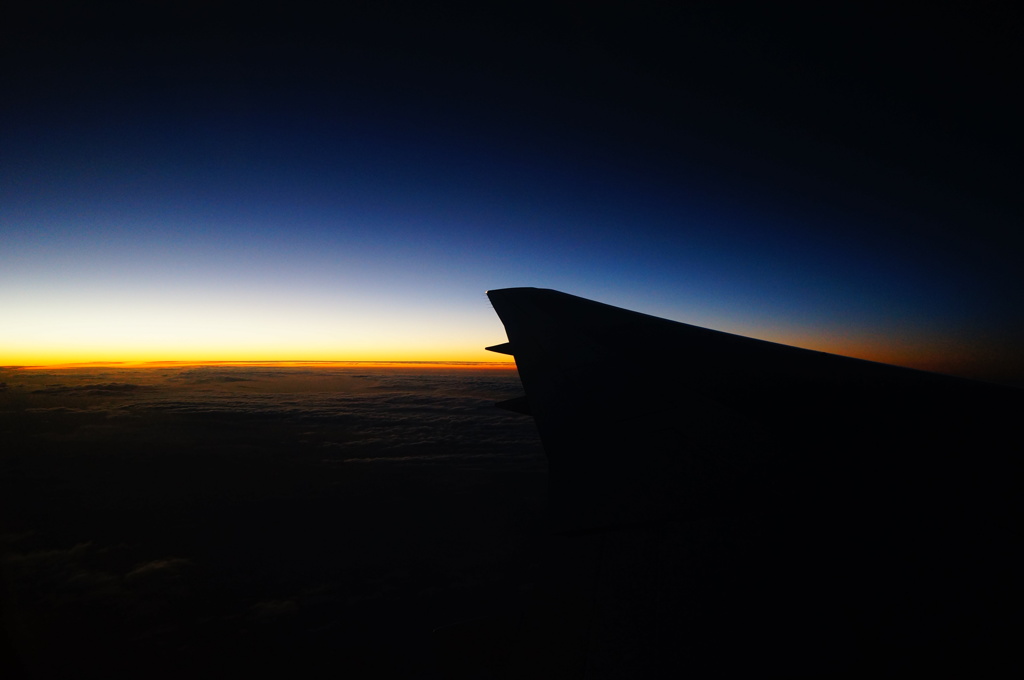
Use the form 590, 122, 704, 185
1, 364, 546, 676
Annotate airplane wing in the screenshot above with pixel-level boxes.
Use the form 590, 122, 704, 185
483, 287, 1021, 676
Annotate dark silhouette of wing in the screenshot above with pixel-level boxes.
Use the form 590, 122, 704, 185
484, 287, 1021, 676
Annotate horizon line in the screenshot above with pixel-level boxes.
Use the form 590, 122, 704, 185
3, 360, 518, 371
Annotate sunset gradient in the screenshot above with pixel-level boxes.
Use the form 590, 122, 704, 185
3, 5, 1020, 384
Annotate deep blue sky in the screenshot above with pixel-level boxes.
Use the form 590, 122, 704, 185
2, 3, 1020, 382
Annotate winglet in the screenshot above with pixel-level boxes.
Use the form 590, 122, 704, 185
484, 342, 515, 355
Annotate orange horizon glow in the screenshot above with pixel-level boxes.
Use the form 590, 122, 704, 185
0, 342, 512, 369
4, 359, 517, 371
2, 348, 1017, 386
0, 330, 988, 376
3, 324, 1015, 385
0, 346, 984, 379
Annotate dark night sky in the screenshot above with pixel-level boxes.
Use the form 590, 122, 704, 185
2, 3, 1021, 383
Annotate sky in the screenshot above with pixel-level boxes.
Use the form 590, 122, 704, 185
2, 4, 1021, 383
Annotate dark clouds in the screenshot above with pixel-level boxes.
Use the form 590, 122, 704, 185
1, 365, 545, 678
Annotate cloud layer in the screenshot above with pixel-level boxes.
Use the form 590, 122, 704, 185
1, 365, 545, 677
